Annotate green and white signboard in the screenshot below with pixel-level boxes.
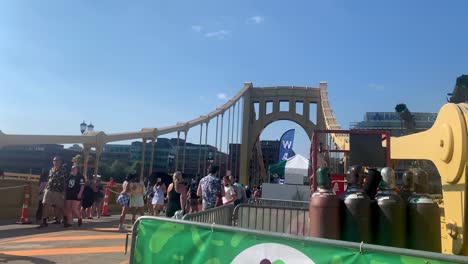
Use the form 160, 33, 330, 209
131, 217, 461, 264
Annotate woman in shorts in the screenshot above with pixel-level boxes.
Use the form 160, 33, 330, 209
151, 178, 166, 216
117, 173, 134, 232
129, 176, 145, 224
65, 166, 85, 227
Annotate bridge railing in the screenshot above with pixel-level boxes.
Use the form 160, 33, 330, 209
181, 204, 235, 226
2, 172, 39, 182
247, 198, 309, 209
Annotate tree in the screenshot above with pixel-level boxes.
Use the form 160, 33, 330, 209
98, 163, 112, 181
130, 161, 141, 174
110, 160, 128, 183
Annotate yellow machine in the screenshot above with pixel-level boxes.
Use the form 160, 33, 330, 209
391, 103, 468, 255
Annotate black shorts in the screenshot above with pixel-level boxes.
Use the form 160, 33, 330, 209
66, 193, 80, 201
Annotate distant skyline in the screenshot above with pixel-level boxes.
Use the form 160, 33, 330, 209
1, 1, 466, 158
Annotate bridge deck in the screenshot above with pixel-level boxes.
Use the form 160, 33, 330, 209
0, 215, 129, 264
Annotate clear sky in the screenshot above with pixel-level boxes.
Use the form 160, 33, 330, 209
0, 0, 466, 158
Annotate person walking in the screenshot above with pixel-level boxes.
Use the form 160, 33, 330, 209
81, 177, 95, 219
197, 165, 224, 211
35, 169, 49, 224
229, 176, 246, 206
38, 156, 66, 228
129, 176, 145, 225
187, 177, 200, 213
151, 178, 166, 216
166, 172, 187, 217
94, 176, 104, 218
64, 166, 85, 227
222, 176, 237, 205
117, 173, 134, 232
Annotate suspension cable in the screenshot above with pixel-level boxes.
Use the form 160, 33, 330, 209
140, 139, 146, 181
218, 113, 224, 169
198, 123, 203, 175
235, 99, 240, 178
230, 103, 236, 175
149, 138, 155, 177
203, 121, 209, 175
215, 115, 219, 166
182, 130, 187, 173
175, 131, 180, 171
226, 107, 231, 172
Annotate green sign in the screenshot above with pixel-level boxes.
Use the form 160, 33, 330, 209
132, 218, 458, 264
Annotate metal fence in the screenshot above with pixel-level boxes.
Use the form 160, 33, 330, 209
182, 204, 235, 226
234, 204, 310, 236
247, 198, 310, 209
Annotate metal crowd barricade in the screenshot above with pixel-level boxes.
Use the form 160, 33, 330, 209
182, 204, 235, 226
247, 198, 310, 209
233, 204, 310, 236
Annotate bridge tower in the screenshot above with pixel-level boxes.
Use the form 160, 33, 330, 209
238, 82, 329, 185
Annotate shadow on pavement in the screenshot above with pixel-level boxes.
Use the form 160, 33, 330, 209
0, 253, 56, 264
0, 214, 125, 240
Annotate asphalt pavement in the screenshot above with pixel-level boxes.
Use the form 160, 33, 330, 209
0, 214, 133, 264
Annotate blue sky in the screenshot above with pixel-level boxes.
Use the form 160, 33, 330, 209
0, 0, 466, 158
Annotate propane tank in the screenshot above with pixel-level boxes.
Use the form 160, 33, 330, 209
375, 167, 406, 248
309, 167, 340, 240
407, 169, 441, 252
340, 165, 372, 243
400, 170, 413, 201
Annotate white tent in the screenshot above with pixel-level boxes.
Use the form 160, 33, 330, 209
284, 154, 309, 185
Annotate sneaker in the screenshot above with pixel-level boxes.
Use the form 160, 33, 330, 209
37, 220, 48, 229
78, 219, 82, 227
118, 225, 127, 232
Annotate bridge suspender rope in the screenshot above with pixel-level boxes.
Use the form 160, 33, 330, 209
226, 107, 231, 172
215, 115, 219, 166
175, 131, 180, 171
218, 113, 224, 169
235, 100, 240, 178
203, 121, 209, 176
230, 103, 236, 173
140, 139, 146, 181
149, 138, 155, 177
182, 131, 187, 173
197, 124, 203, 175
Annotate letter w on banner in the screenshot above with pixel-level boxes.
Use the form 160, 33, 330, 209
278, 129, 295, 162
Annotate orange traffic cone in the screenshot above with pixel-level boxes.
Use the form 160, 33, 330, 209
101, 187, 110, 217
17, 182, 32, 224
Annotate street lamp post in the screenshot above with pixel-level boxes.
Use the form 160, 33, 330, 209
80, 121, 95, 134
80, 121, 87, 134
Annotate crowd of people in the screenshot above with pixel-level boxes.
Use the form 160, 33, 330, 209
36, 156, 257, 231
116, 165, 258, 231
36, 156, 105, 228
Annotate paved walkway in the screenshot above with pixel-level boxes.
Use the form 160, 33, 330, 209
0, 214, 133, 264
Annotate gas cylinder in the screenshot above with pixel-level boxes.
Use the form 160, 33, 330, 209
340, 165, 372, 243
407, 169, 441, 252
400, 170, 413, 201
375, 167, 406, 248
309, 167, 340, 240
